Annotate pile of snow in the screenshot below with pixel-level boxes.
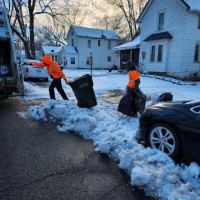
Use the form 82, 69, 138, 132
29, 99, 200, 200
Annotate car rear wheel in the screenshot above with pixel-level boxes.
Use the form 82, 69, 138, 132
148, 123, 182, 159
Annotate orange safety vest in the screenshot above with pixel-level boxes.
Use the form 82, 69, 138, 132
128, 70, 140, 88
32, 55, 66, 80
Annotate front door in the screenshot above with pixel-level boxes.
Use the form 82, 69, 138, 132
132, 49, 139, 66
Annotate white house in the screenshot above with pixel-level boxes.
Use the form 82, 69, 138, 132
67, 25, 121, 69
41, 46, 62, 63
59, 46, 78, 69
137, 0, 200, 79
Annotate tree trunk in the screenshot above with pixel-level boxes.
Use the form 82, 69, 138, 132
29, 13, 35, 59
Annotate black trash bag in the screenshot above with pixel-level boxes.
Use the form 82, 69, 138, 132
135, 89, 147, 114
159, 92, 173, 102
118, 92, 134, 117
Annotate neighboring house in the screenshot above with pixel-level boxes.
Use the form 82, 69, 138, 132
67, 25, 121, 69
137, 0, 200, 79
41, 46, 62, 64
59, 46, 78, 69
114, 36, 140, 68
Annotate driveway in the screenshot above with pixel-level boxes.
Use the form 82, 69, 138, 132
0, 97, 152, 200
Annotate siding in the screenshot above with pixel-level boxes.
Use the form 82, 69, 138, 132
67, 29, 79, 49
139, 0, 188, 74
181, 11, 200, 77
77, 37, 120, 69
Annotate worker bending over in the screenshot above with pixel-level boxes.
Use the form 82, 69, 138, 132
126, 60, 141, 116
25, 55, 69, 100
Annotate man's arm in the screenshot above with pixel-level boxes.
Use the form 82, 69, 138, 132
54, 64, 69, 84
135, 79, 141, 89
133, 71, 140, 89
24, 62, 45, 68
31, 63, 45, 68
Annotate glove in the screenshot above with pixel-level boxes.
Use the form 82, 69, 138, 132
65, 80, 69, 85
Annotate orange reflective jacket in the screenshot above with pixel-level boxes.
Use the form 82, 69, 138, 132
128, 70, 140, 88
32, 55, 66, 80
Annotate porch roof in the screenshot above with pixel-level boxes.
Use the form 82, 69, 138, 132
114, 35, 140, 51
144, 31, 173, 42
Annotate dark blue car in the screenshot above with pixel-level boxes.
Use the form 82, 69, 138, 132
139, 100, 200, 164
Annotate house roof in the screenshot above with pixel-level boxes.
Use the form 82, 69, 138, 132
137, 0, 200, 23
62, 46, 77, 54
114, 36, 140, 51
42, 46, 62, 54
70, 25, 121, 40
144, 31, 173, 42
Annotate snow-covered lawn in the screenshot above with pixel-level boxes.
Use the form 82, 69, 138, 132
24, 70, 200, 200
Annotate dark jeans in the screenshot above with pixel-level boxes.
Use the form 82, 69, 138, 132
49, 78, 68, 100
127, 86, 137, 115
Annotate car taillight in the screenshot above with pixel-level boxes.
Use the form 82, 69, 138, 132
26, 68, 29, 72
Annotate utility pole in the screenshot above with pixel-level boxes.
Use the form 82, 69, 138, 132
90, 53, 93, 75
101, 30, 104, 70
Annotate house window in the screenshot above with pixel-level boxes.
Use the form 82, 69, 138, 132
158, 45, 163, 62
107, 56, 111, 62
158, 13, 164, 31
151, 46, 156, 61
88, 40, 91, 48
55, 55, 58, 62
52, 55, 55, 61
71, 57, 75, 64
71, 31, 73, 36
98, 40, 101, 46
194, 44, 200, 62
86, 57, 90, 65
198, 15, 200, 29
72, 39, 74, 47
108, 40, 111, 49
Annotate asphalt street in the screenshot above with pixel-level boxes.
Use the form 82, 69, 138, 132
0, 97, 152, 200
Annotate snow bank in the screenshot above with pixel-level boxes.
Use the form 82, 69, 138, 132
29, 100, 200, 200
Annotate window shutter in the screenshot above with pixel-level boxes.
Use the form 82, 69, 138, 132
194, 45, 199, 62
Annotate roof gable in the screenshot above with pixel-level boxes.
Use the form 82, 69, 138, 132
137, 0, 200, 23
42, 46, 62, 54
62, 46, 77, 54
70, 25, 120, 40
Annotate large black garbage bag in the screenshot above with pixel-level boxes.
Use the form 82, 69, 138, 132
118, 92, 134, 117
135, 89, 147, 114
159, 92, 173, 102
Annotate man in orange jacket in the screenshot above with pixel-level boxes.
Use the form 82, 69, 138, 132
126, 60, 141, 116
25, 55, 69, 100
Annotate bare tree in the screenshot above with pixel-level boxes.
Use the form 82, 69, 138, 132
63, 3, 87, 27
95, 14, 124, 32
36, 20, 68, 47
3, 0, 64, 59
107, 0, 147, 40
35, 2, 87, 47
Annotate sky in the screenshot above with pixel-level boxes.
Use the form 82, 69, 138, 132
67, 0, 117, 27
